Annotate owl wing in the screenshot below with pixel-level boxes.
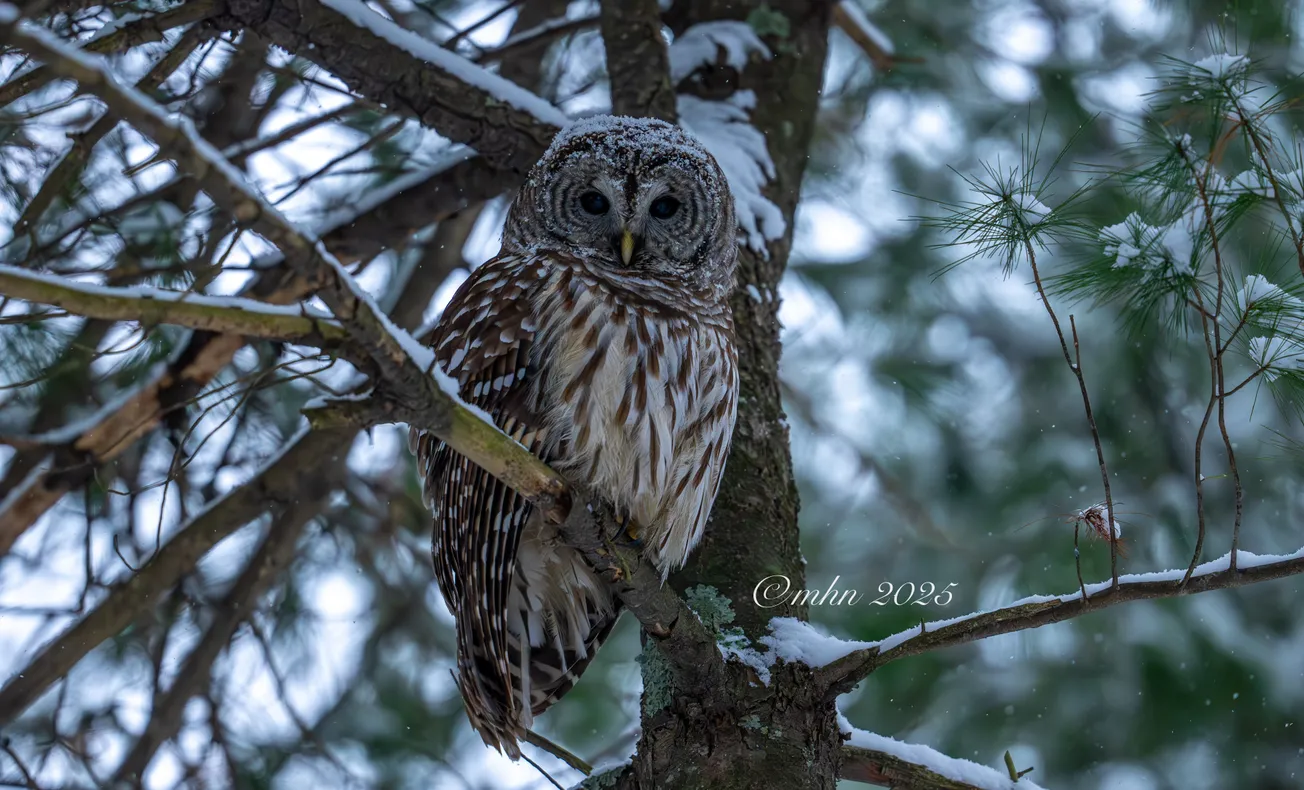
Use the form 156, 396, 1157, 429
408, 253, 550, 747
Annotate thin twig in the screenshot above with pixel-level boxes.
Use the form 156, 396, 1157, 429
1017, 225, 1117, 589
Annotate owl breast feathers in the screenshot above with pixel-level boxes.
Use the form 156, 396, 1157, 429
408, 115, 740, 758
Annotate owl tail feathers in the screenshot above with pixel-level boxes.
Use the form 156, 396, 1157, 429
453, 602, 623, 761
453, 627, 528, 759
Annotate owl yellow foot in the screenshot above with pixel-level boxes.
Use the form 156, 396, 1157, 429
611, 513, 643, 548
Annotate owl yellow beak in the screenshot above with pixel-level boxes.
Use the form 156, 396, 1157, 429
620, 229, 635, 265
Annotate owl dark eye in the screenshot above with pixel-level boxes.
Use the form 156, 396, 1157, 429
579, 191, 610, 215
649, 196, 680, 219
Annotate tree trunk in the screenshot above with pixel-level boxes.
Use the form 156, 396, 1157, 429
616, 2, 840, 788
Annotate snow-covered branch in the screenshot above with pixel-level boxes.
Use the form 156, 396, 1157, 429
839, 716, 1045, 790
0, 264, 349, 345
833, 1, 899, 72
792, 547, 1304, 692
213, 0, 565, 174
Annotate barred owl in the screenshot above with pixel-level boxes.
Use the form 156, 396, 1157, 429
408, 116, 740, 757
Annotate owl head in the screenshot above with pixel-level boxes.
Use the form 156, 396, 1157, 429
503, 115, 738, 302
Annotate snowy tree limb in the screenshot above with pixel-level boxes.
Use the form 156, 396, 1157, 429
832, 1, 901, 72
12, 28, 204, 235
818, 548, 1304, 693
212, 0, 565, 174
840, 735, 1041, 790
600, 0, 677, 121
0, 265, 324, 555
0, 264, 350, 345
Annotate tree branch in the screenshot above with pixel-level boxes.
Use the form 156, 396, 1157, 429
0, 0, 218, 109
832, 1, 903, 73
212, 0, 564, 173
599, 0, 676, 121
318, 154, 517, 264
841, 739, 1039, 790
819, 547, 1304, 694
0, 426, 353, 725
0, 264, 349, 345
304, 396, 725, 691
107, 497, 322, 785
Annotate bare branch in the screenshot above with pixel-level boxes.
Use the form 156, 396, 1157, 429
0, 426, 353, 724
108, 498, 321, 785
0, 271, 319, 555
0, 264, 349, 344
476, 14, 595, 67
0, 0, 218, 109
319, 155, 519, 264
819, 547, 1304, 693
12, 27, 204, 236
599, 0, 676, 121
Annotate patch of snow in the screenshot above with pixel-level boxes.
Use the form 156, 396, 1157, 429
1232, 167, 1304, 202
839, 714, 1046, 790
1014, 192, 1050, 222
1237, 274, 1301, 317
679, 92, 785, 255
318, 0, 569, 128
543, 115, 713, 168
760, 617, 875, 668
668, 21, 770, 82
1099, 212, 1194, 275
719, 642, 772, 686
1190, 53, 1249, 81
1004, 191, 1050, 232
1249, 335, 1304, 380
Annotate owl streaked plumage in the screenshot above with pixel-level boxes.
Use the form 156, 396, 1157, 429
408, 115, 740, 758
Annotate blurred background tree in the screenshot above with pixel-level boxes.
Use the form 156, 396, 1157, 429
1, 0, 1303, 788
